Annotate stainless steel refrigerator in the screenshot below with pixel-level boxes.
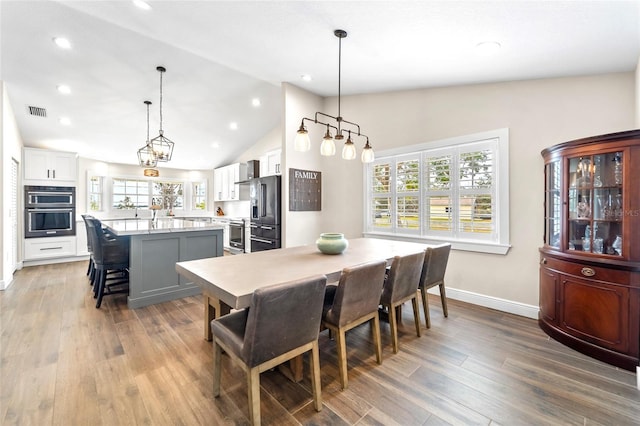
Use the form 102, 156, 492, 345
249, 175, 281, 251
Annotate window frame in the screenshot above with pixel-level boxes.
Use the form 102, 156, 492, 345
363, 128, 510, 255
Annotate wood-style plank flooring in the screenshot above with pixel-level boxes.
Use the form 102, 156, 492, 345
1, 261, 638, 425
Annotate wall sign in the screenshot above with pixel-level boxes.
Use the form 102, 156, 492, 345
289, 168, 321, 211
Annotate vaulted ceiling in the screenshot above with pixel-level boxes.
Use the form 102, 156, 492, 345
2, 1, 639, 170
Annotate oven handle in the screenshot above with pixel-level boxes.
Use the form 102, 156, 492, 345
27, 208, 74, 213
28, 191, 74, 196
250, 237, 274, 245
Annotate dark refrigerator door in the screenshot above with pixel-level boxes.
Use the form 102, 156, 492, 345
250, 175, 281, 225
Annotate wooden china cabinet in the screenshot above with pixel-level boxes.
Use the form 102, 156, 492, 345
539, 129, 640, 371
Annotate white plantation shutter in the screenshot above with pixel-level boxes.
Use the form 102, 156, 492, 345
365, 129, 509, 254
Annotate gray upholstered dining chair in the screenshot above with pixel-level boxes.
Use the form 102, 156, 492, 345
322, 259, 388, 390
419, 243, 451, 328
380, 251, 425, 353
210, 275, 327, 426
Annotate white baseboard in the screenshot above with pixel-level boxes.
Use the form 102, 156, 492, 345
429, 287, 539, 320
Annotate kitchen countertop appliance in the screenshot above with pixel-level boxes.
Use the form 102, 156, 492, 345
249, 175, 281, 252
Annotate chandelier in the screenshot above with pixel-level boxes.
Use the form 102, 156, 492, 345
149, 66, 175, 162
137, 100, 159, 176
294, 30, 374, 163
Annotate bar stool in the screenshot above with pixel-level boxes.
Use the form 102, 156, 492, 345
85, 217, 130, 308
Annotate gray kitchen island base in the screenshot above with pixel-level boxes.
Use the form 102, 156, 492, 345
91, 220, 225, 309
128, 229, 223, 308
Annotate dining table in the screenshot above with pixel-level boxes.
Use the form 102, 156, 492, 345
175, 237, 430, 342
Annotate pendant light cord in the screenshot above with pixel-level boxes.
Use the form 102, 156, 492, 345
158, 69, 164, 133
337, 34, 342, 120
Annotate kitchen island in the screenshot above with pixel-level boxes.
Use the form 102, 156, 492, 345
101, 218, 224, 308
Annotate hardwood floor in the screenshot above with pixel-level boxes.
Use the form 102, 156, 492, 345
1, 261, 638, 425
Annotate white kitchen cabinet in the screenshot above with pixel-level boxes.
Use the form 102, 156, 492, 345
212, 218, 230, 249
24, 236, 77, 260
24, 147, 77, 184
259, 149, 281, 176
76, 220, 89, 256
213, 163, 247, 201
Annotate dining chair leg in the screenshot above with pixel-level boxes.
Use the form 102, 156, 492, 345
335, 328, 348, 389
388, 303, 399, 354
212, 340, 222, 397
247, 367, 261, 425
371, 315, 383, 364
412, 294, 421, 337
310, 341, 322, 411
420, 286, 431, 329
439, 283, 449, 317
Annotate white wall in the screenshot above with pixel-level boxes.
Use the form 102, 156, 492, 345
282, 83, 330, 247
1, 82, 25, 289
283, 72, 636, 315
636, 56, 640, 127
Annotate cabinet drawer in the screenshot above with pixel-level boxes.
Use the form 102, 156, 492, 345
25, 237, 76, 260
541, 255, 630, 285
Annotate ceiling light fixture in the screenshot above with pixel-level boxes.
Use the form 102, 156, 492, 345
229, 122, 238, 130
294, 30, 374, 163
53, 37, 71, 49
149, 66, 175, 162
301, 74, 312, 82
137, 100, 159, 176
251, 98, 261, 107
57, 84, 71, 94
59, 117, 71, 126
132, 0, 152, 11
475, 41, 501, 55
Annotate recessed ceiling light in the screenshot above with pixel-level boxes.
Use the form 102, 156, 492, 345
53, 37, 71, 49
251, 98, 261, 107
132, 0, 152, 10
57, 84, 71, 94
229, 122, 238, 130
475, 41, 501, 56
59, 117, 71, 126
301, 74, 312, 82
211, 142, 220, 149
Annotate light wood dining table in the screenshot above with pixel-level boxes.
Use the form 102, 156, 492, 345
176, 237, 429, 337
175, 237, 430, 380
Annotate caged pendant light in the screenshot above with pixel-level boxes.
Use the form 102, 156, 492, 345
294, 29, 375, 163
137, 100, 160, 176
149, 66, 175, 162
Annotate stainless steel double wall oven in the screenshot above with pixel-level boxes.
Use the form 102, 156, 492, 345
24, 185, 76, 238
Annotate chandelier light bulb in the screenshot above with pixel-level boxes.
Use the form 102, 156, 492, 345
294, 126, 311, 152
361, 139, 375, 163
342, 137, 357, 160
320, 130, 336, 156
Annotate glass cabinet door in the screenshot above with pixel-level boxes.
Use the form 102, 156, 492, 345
544, 160, 561, 248
567, 152, 623, 256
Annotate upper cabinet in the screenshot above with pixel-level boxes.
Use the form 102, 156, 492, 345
259, 149, 281, 177
24, 147, 77, 185
214, 162, 247, 201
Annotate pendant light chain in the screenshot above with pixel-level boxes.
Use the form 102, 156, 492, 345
337, 33, 342, 121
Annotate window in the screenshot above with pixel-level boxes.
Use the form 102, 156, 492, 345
112, 178, 149, 209
365, 128, 509, 254
192, 181, 207, 210
88, 175, 103, 211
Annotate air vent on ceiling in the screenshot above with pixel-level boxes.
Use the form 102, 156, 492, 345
27, 106, 47, 117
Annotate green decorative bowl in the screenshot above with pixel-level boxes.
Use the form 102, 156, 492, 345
316, 233, 348, 255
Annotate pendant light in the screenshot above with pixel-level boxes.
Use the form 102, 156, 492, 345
137, 100, 159, 176
294, 29, 375, 163
149, 66, 175, 162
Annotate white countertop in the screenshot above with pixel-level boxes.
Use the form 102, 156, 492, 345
100, 218, 224, 236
